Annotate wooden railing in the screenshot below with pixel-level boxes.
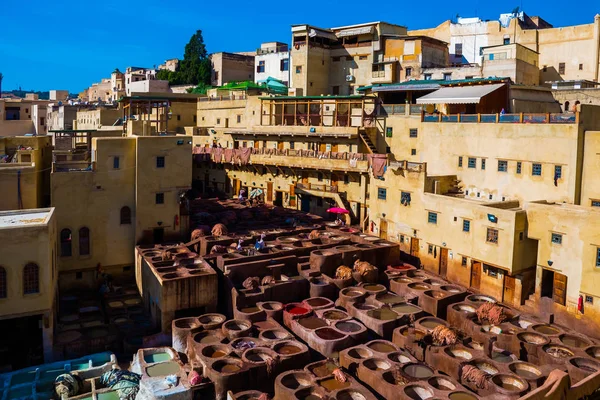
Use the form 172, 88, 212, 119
422, 112, 578, 124
296, 182, 339, 193
52, 161, 95, 172
252, 148, 368, 161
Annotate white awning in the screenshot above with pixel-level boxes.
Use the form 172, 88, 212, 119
416, 83, 505, 104
336, 26, 373, 38
308, 29, 337, 41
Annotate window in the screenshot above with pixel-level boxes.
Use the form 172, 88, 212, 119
23, 263, 39, 294
295, 66, 302, 74
579, 63, 583, 71
554, 165, 562, 179
401, 191, 411, 205
516, 162, 522, 174
461, 256, 467, 267
386, 127, 393, 137
455, 43, 463, 56
463, 220, 470, 232
592, 200, 600, 207
120, 206, 131, 224
344, 175, 349, 184
193, 115, 197, 123
156, 193, 164, 204
177, 115, 181, 121
405, 67, 412, 77
486, 228, 499, 244
317, 172, 323, 182
214, 71, 219, 81
332, 86, 340, 95
345, 56, 353, 61
156, 156, 165, 168
79, 227, 90, 256
290, 141, 295, 149
498, 160, 508, 172
60, 229, 72, 257
428, 244, 433, 254
257, 60, 265, 73
532, 163, 542, 176
559, 63, 565, 74
428, 212, 438, 224
359, 55, 368, 60
443, 73, 452, 81
40, 117, 45, 126
0, 267, 6, 298
503, 37, 510, 45
551, 233, 562, 244
409, 129, 418, 138
458, 156, 463, 167
468, 157, 476, 168
113, 156, 120, 169
378, 188, 387, 200
332, 56, 341, 62
237, 115, 241, 123
280, 58, 289, 71
424, 74, 432, 80
586, 295, 593, 304
411, 149, 416, 155
481, 159, 486, 170
596, 248, 600, 267
519, 231, 524, 241
543, 65, 547, 72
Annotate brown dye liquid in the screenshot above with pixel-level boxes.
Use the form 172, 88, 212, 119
499, 383, 522, 392
241, 306, 260, 313
393, 304, 420, 314
412, 284, 430, 290
420, 319, 442, 329
378, 294, 404, 304
312, 362, 337, 377
336, 322, 361, 333
298, 317, 328, 330
304, 395, 322, 400
370, 308, 398, 320
448, 393, 477, 400
323, 310, 347, 320
561, 336, 587, 348
515, 369, 540, 379
404, 364, 433, 378
492, 352, 513, 363
369, 342, 396, 353
196, 334, 220, 344
253, 320, 276, 330
578, 365, 598, 373
210, 350, 227, 358
220, 364, 241, 373
364, 285, 383, 291
278, 345, 301, 355
319, 377, 350, 391
534, 325, 559, 335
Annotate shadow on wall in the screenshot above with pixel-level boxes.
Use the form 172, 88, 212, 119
540, 66, 562, 83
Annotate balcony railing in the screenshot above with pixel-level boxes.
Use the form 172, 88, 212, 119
422, 112, 578, 124
296, 182, 339, 193
52, 161, 95, 172
252, 148, 368, 161
198, 93, 247, 102
379, 104, 422, 116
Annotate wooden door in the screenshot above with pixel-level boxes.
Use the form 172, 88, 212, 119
254, 141, 259, 149
319, 142, 327, 152
289, 185, 296, 207
277, 141, 284, 150
439, 248, 448, 277
302, 172, 309, 185
504, 275, 516, 305
331, 143, 339, 152
553, 272, 567, 306
233, 179, 241, 197
410, 238, 419, 256
331, 173, 338, 191
267, 182, 273, 202
379, 219, 388, 240
471, 261, 482, 290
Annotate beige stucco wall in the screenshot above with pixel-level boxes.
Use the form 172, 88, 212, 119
581, 130, 600, 206
77, 109, 121, 130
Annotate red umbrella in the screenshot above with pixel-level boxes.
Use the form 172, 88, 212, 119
327, 207, 349, 214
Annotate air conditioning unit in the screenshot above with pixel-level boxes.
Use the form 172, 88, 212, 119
345, 75, 354, 82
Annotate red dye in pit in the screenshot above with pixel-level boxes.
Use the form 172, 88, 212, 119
287, 306, 309, 315
388, 264, 411, 270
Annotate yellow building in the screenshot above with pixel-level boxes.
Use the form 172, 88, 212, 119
51, 133, 191, 289
0, 98, 50, 137
75, 108, 121, 130
0, 208, 57, 369
0, 135, 52, 211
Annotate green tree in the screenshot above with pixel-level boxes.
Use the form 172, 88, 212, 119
180, 30, 211, 86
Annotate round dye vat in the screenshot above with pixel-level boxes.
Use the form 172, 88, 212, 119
425, 290, 446, 299
341, 288, 365, 298
280, 371, 314, 389
408, 282, 431, 291
201, 345, 229, 359
440, 285, 462, 293
424, 278, 445, 286
448, 392, 478, 400
363, 284, 386, 292
260, 302, 282, 311
363, 358, 391, 371
491, 374, 528, 393
213, 360, 243, 374
403, 363, 434, 379
473, 360, 499, 375
322, 310, 349, 321
517, 332, 549, 345
491, 350, 515, 363
570, 357, 600, 373
199, 314, 225, 326
560, 334, 591, 348
108, 301, 124, 309
240, 306, 260, 313
586, 346, 600, 359
466, 294, 497, 303
509, 362, 542, 380
335, 389, 367, 400
376, 293, 404, 304
146, 361, 180, 377
274, 341, 303, 355
335, 321, 362, 333
367, 308, 398, 321
354, 303, 376, 311
368, 341, 396, 354
315, 327, 345, 341
124, 298, 141, 306
319, 377, 351, 391
286, 305, 310, 316
428, 376, 456, 391
388, 351, 412, 364
310, 361, 338, 377
306, 297, 333, 308
193, 332, 221, 345
389, 264, 412, 270
294, 388, 323, 400
452, 303, 477, 313
404, 384, 434, 400
532, 324, 560, 335
223, 320, 251, 331
393, 277, 413, 284
348, 348, 373, 359
298, 317, 328, 330
444, 347, 473, 360
231, 338, 256, 350
173, 318, 200, 330
261, 329, 289, 341
392, 303, 421, 314
543, 345, 574, 359
243, 348, 277, 364
419, 317, 445, 330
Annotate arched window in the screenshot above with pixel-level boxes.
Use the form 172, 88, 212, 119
0, 267, 6, 298
120, 206, 131, 225
79, 227, 90, 256
23, 263, 39, 294
60, 229, 72, 257
564, 101, 570, 113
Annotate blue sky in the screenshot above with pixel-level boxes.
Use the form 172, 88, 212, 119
0, 0, 598, 93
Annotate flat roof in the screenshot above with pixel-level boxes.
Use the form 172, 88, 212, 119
0, 208, 53, 229
259, 95, 368, 100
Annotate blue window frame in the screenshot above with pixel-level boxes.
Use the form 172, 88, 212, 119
481, 159, 486, 170
597, 248, 600, 267
113, 156, 120, 169
498, 160, 507, 172
428, 212, 438, 224
516, 161, 522, 174
554, 165, 562, 179
377, 188, 387, 200
468, 157, 476, 168
551, 233, 562, 244
281, 59, 289, 71
458, 156, 463, 167
463, 220, 470, 232
532, 163, 542, 176
592, 200, 600, 207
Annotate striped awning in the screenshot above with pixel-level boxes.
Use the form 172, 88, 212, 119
308, 29, 337, 41
336, 26, 373, 38
417, 84, 505, 104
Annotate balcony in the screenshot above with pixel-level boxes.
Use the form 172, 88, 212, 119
371, 63, 396, 84
52, 161, 95, 173
379, 104, 423, 117
422, 112, 578, 124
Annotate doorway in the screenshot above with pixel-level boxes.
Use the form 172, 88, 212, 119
379, 219, 388, 240
541, 268, 567, 306
471, 261, 482, 290
266, 182, 273, 203
274, 191, 283, 207
301, 195, 311, 212
439, 248, 448, 277
153, 228, 164, 244
410, 237, 419, 256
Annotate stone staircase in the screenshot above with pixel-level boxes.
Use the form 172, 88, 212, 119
359, 131, 377, 154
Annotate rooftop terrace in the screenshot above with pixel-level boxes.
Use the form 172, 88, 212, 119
0, 208, 53, 229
